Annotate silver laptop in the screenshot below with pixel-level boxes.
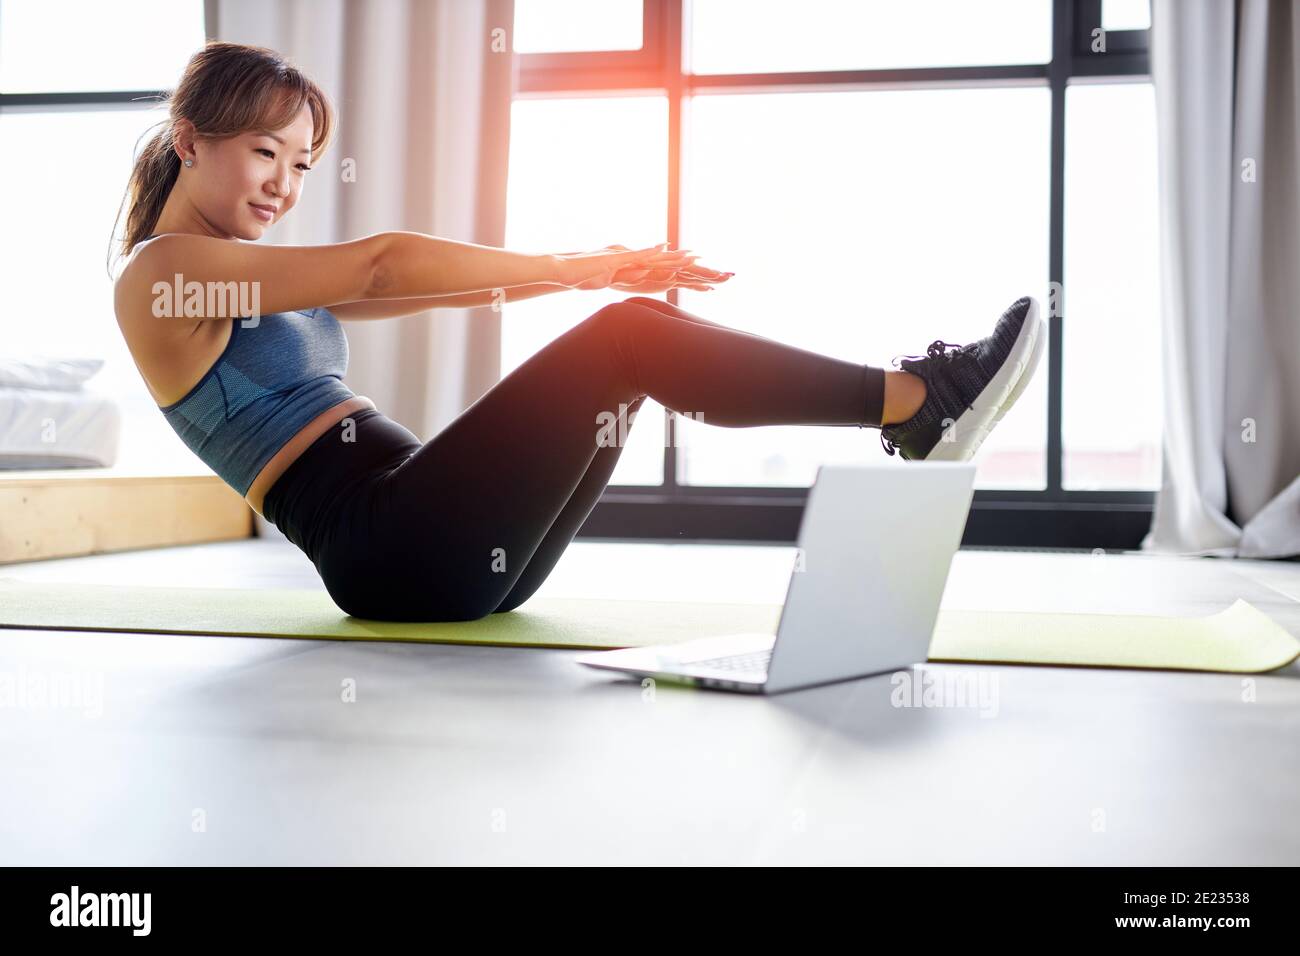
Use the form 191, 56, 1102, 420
575, 462, 976, 694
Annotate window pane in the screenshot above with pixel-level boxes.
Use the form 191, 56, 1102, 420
688, 0, 1051, 75
0, 0, 204, 93
1062, 82, 1161, 490
678, 87, 1050, 489
0, 107, 210, 474
503, 96, 667, 486
513, 0, 642, 53
1102, 0, 1151, 32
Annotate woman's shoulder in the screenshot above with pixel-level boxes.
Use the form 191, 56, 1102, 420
113, 235, 204, 347
113, 234, 171, 300
113, 233, 227, 318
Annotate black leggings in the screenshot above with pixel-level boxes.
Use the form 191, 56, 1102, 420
262, 296, 886, 621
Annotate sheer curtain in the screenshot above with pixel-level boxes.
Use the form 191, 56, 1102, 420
1145, 0, 1300, 558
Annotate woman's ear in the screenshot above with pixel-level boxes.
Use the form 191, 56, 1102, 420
171, 117, 198, 165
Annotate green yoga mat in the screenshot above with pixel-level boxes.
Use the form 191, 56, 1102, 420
0, 577, 1297, 673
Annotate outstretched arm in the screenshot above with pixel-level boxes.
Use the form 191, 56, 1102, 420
329, 245, 732, 320
327, 282, 568, 321
121, 232, 709, 326
370, 232, 687, 297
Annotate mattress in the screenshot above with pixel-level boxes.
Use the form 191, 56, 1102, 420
0, 386, 121, 469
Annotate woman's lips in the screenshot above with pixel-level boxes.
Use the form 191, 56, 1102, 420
249, 203, 275, 222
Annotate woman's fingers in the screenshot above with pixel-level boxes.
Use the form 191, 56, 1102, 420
604, 245, 733, 291
617, 265, 728, 285
631, 246, 692, 257
624, 244, 672, 260
615, 246, 707, 272
650, 256, 695, 268
679, 264, 732, 280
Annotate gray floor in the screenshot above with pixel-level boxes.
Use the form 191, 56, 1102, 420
1, 538, 1298, 865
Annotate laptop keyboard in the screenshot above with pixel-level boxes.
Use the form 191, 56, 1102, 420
681, 649, 772, 674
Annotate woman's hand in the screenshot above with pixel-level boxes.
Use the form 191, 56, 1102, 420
611, 261, 733, 293
553, 244, 684, 290
556, 244, 734, 293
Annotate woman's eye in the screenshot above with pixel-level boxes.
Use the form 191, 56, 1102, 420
258, 147, 309, 172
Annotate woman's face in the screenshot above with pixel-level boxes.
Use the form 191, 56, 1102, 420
186, 102, 314, 239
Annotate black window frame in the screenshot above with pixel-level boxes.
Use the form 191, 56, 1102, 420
515, 0, 1156, 551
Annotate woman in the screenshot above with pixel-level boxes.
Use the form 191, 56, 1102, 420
112, 42, 1045, 622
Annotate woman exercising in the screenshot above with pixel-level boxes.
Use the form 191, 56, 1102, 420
112, 42, 1045, 622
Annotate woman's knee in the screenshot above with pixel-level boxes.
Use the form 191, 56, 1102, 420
586, 300, 668, 356
622, 295, 670, 312
589, 298, 664, 329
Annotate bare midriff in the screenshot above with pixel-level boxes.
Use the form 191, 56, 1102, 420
244, 394, 377, 518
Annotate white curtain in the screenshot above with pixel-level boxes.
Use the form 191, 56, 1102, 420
1145, 0, 1300, 559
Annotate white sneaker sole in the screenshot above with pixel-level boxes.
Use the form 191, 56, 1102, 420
985, 304, 1048, 433
921, 296, 1046, 462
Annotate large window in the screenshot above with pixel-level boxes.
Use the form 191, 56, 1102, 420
505, 0, 1157, 549
677, 86, 1049, 490
1062, 81, 1161, 490
686, 0, 1053, 73
0, 0, 208, 474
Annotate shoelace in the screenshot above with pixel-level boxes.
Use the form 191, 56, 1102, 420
879, 339, 981, 457
901, 339, 981, 364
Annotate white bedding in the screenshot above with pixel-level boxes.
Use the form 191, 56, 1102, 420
0, 386, 121, 469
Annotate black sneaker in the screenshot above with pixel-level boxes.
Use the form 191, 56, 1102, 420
880, 296, 1045, 461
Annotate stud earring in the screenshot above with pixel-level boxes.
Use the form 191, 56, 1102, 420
184, 158, 194, 167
